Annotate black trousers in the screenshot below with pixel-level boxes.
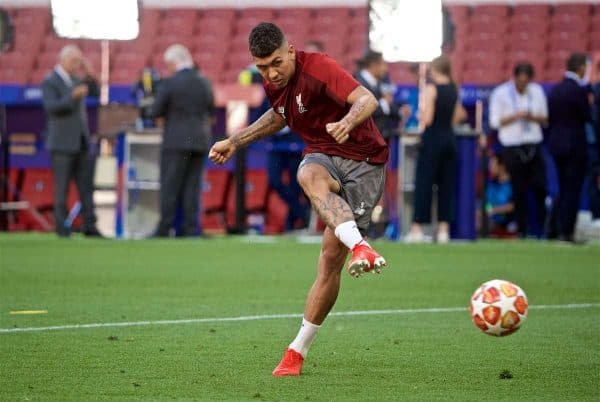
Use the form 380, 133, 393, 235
413, 136, 456, 224
551, 153, 587, 239
51, 150, 97, 235
157, 150, 205, 236
503, 144, 547, 237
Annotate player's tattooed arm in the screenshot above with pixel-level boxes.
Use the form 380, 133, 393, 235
325, 86, 378, 144
308, 192, 355, 228
229, 108, 286, 149
209, 109, 286, 165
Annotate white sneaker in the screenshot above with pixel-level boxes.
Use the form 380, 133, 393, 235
404, 232, 429, 243
437, 231, 450, 244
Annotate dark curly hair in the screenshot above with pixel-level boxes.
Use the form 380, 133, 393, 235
249, 22, 285, 58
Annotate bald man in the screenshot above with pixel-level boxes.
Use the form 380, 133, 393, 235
41, 45, 101, 237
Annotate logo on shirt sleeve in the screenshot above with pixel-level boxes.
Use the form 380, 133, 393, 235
296, 93, 308, 114
277, 106, 286, 119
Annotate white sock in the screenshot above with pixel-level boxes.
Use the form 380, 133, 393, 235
334, 220, 368, 250
288, 318, 321, 358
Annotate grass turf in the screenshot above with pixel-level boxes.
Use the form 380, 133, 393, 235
0, 234, 598, 401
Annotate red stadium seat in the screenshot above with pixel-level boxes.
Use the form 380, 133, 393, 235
313, 7, 352, 20
193, 51, 226, 72
512, 4, 550, 17
462, 68, 503, 85
508, 17, 549, 34
591, 32, 600, 50
276, 8, 312, 20
195, 37, 231, 59
466, 32, 506, 52
12, 33, 43, 52
507, 35, 548, 53
263, 191, 288, 235
201, 169, 232, 232
116, 38, 155, 55
347, 30, 368, 54
543, 66, 565, 83
548, 32, 590, 52
202, 170, 232, 213
16, 168, 53, 231
553, 3, 593, 16
110, 69, 140, 85
78, 40, 101, 54
464, 56, 505, 73
163, 8, 198, 19
388, 63, 417, 85
200, 66, 225, 84
550, 14, 591, 33
227, 51, 253, 72
0, 68, 30, 84
30, 67, 52, 84
547, 50, 571, 69
200, 8, 236, 21
35, 51, 60, 71
238, 8, 274, 20
469, 19, 508, 34
195, 18, 234, 36
221, 68, 242, 83
0, 52, 34, 69
350, 14, 369, 35
225, 169, 270, 229
159, 22, 195, 37
471, 4, 510, 18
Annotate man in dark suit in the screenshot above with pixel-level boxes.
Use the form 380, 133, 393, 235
354, 50, 411, 140
547, 52, 592, 241
41, 45, 101, 237
150, 44, 214, 237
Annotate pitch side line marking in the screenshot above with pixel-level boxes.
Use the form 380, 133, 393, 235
1, 303, 599, 334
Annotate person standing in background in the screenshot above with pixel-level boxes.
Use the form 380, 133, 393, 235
489, 62, 548, 238
405, 55, 464, 243
354, 50, 411, 141
150, 44, 214, 237
41, 45, 102, 238
547, 53, 592, 242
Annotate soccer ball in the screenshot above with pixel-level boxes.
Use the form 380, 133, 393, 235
469, 279, 528, 337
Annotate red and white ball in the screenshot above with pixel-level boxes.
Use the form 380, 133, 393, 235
469, 279, 528, 336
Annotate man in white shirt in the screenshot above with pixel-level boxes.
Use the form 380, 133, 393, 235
489, 63, 548, 237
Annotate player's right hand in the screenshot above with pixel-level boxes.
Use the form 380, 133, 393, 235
209, 139, 237, 165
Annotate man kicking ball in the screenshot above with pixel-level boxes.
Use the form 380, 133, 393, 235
209, 22, 389, 376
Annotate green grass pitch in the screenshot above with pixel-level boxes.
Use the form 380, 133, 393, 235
1, 234, 599, 401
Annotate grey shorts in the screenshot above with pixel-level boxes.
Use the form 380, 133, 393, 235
299, 153, 386, 231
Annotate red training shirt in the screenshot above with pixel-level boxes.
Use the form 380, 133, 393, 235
263, 51, 389, 164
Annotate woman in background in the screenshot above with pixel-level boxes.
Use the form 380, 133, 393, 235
406, 55, 465, 243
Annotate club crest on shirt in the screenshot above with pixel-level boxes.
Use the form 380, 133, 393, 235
277, 106, 286, 119
296, 93, 308, 114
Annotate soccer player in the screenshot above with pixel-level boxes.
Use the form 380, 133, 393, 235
209, 23, 389, 376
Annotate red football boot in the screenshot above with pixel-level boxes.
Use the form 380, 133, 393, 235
272, 348, 304, 376
347, 242, 387, 278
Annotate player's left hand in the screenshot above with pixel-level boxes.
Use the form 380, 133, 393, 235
326, 120, 351, 144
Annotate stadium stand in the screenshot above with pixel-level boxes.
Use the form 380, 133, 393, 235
2, 2, 599, 236
1, 4, 598, 86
